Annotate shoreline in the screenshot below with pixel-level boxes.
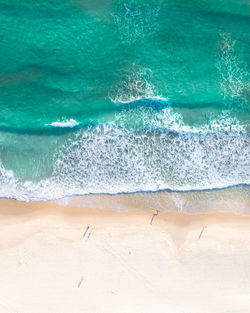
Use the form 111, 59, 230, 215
0, 198, 250, 312
1, 183, 249, 203
1, 185, 249, 216
55, 186, 250, 215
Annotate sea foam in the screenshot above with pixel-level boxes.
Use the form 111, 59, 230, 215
46, 119, 79, 128
0, 105, 249, 201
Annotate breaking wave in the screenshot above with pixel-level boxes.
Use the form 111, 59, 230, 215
46, 119, 79, 128
0, 104, 249, 201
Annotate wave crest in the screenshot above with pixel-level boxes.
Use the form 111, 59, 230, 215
46, 119, 79, 128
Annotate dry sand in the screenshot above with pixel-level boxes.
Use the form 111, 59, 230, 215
0, 198, 249, 313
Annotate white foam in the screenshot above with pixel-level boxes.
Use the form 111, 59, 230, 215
115, 106, 247, 134
217, 32, 248, 106
48, 110, 249, 198
112, 95, 169, 104
46, 119, 79, 128
113, 2, 160, 44
109, 66, 159, 104
0, 107, 249, 201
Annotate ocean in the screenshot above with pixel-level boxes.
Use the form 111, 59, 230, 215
0, 0, 249, 202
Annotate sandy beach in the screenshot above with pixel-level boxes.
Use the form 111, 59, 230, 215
0, 196, 249, 313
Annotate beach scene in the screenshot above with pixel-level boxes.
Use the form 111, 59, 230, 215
0, 0, 249, 312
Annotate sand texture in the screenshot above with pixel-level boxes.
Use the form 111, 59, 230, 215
0, 198, 249, 313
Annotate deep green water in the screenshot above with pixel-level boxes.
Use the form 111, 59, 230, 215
0, 0, 249, 200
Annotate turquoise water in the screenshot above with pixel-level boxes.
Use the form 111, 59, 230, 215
0, 0, 249, 200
